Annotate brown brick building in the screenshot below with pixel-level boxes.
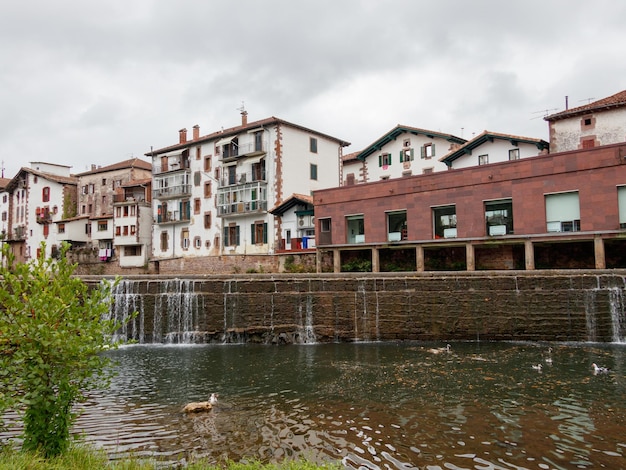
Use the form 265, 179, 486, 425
313, 142, 626, 272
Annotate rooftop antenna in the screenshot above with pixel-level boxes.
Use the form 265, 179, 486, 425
237, 101, 246, 114
1, 160, 4, 178
531, 108, 558, 120
579, 97, 595, 104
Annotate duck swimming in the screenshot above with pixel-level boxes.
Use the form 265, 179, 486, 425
591, 363, 609, 374
183, 393, 219, 413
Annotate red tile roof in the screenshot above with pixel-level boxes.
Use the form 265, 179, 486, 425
545, 90, 626, 121
74, 158, 151, 176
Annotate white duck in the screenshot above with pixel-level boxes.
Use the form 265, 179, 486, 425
592, 363, 609, 375
183, 393, 219, 413
427, 344, 451, 354
532, 364, 543, 371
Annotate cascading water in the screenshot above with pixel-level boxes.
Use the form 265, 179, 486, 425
608, 286, 625, 342
106, 279, 144, 343
296, 294, 317, 344
156, 279, 201, 344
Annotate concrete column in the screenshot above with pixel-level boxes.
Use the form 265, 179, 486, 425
416, 245, 424, 272
371, 247, 380, 273
466, 244, 475, 271
333, 249, 342, 273
525, 240, 535, 270
594, 237, 606, 269
316, 250, 322, 273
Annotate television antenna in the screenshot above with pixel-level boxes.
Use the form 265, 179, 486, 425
531, 108, 558, 120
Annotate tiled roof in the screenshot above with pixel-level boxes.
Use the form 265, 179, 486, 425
342, 151, 362, 163
439, 130, 549, 164
269, 193, 314, 215
147, 116, 351, 156
74, 158, 152, 176
0, 177, 11, 190
545, 90, 626, 121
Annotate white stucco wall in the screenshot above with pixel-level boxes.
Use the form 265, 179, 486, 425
449, 140, 543, 169
549, 108, 626, 153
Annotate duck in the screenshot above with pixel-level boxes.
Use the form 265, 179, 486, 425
544, 347, 553, 364
183, 393, 219, 413
532, 364, 543, 371
427, 344, 451, 354
591, 363, 609, 374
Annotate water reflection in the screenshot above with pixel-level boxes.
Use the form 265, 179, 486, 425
3, 342, 626, 468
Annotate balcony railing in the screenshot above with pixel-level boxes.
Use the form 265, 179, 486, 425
220, 170, 266, 187
156, 211, 190, 225
217, 200, 268, 217
220, 141, 267, 161
152, 184, 191, 200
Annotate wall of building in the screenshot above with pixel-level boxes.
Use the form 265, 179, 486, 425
314, 143, 626, 244
449, 140, 544, 169
549, 107, 626, 153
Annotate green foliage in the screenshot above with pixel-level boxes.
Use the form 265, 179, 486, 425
341, 259, 372, 272
0, 242, 130, 458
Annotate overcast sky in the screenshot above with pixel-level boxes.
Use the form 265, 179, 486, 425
1, 0, 625, 178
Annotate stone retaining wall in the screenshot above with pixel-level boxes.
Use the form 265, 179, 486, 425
88, 271, 626, 344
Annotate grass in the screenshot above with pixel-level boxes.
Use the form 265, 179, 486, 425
0, 445, 343, 470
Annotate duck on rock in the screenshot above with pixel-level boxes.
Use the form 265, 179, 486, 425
183, 393, 218, 413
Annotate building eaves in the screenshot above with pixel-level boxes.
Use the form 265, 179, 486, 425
74, 158, 152, 176
545, 90, 626, 121
146, 116, 351, 156
6, 167, 78, 191
356, 125, 466, 161
439, 130, 549, 165
269, 193, 314, 216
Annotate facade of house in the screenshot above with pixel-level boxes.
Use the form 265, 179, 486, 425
440, 131, 549, 169
0, 177, 11, 265
545, 90, 626, 153
343, 125, 466, 185
148, 112, 349, 265
113, 179, 152, 268
269, 193, 315, 250
70, 158, 152, 263
4, 163, 77, 263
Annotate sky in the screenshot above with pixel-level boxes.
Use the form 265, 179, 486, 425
1, 0, 625, 179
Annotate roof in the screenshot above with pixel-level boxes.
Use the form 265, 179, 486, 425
342, 151, 362, 163
5, 167, 78, 192
269, 193, 314, 216
74, 158, 152, 176
147, 116, 351, 156
121, 177, 152, 187
0, 177, 11, 190
545, 90, 626, 121
439, 130, 549, 165
356, 125, 466, 161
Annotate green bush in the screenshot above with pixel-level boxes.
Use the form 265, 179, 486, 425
0, 242, 133, 458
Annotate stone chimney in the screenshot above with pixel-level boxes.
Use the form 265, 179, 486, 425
241, 110, 248, 127
193, 124, 200, 140
179, 128, 187, 144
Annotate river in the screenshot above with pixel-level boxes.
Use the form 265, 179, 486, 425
36, 341, 623, 469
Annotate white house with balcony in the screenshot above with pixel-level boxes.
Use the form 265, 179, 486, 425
113, 178, 152, 267
345, 125, 466, 184
148, 111, 349, 262
439, 131, 549, 169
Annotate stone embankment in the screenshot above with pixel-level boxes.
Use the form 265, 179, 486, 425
85, 271, 626, 344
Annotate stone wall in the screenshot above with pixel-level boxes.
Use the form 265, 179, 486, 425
90, 270, 626, 344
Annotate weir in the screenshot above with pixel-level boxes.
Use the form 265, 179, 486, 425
93, 271, 626, 344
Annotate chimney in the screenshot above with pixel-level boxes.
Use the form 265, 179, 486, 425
241, 110, 248, 127
91, 164, 96, 171
193, 124, 200, 140
179, 128, 187, 144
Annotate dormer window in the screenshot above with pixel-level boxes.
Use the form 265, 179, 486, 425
379, 153, 392, 167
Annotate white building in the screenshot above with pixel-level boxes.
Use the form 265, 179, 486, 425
148, 112, 349, 261
343, 125, 466, 184
439, 131, 549, 169
269, 193, 315, 250
4, 163, 77, 263
113, 178, 152, 268
545, 90, 626, 153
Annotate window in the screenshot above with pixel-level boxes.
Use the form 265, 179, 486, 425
124, 246, 141, 256
88, 204, 93, 213
160, 231, 169, 251
251, 221, 268, 244
57, 223, 65, 234
194, 171, 201, 186
115, 226, 121, 236
130, 225, 136, 235
123, 226, 129, 236
400, 148, 414, 162
619, 186, 626, 229
181, 228, 190, 250
421, 143, 435, 159
346, 215, 365, 244
387, 210, 407, 241
204, 155, 212, 172
423, 168, 434, 175
310, 163, 318, 181
85, 223, 91, 235
224, 225, 240, 246
194, 198, 201, 214
89, 184, 94, 194
98, 221, 108, 231
582, 139, 595, 149
509, 149, 520, 160
433, 205, 457, 238
130, 205, 136, 216
310, 137, 318, 153
204, 212, 212, 229
123, 206, 129, 216
545, 191, 580, 232
194, 236, 202, 248
82, 185, 88, 195
204, 181, 212, 198
478, 154, 489, 165
102, 178, 107, 185
379, 153, 392, 167
102, 196, 106, 207
42, 186, 50, 202
485, 199, 513, 235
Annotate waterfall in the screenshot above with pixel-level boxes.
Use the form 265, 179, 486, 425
155, 279, 201, 344
608, 287, 625, 343
107, 279, 144, 343
583, 290, 598, 342
296, 294, 317, 344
